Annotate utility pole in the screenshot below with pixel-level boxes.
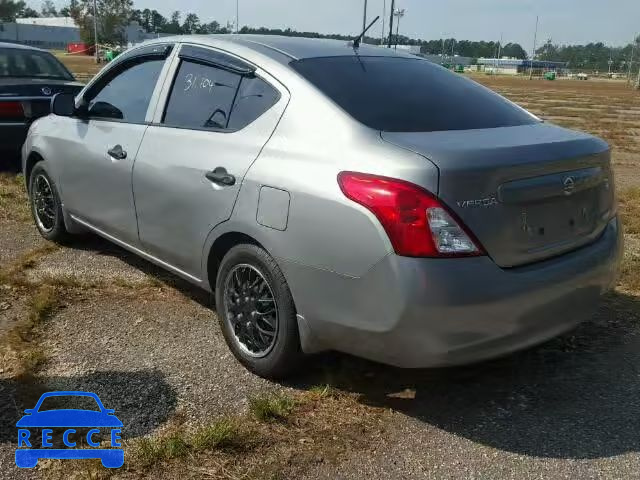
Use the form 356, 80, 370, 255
394, 9, 405, 50
529, 15, 539, 80
362, 0, 368, 38
608, 48, 613, 76
387, 0, 395, 48
93, 0, 99, 63
380, 0, 386, 45
628, 36, 637, 85
236, 0, 239, 33
628, 42, 635, 84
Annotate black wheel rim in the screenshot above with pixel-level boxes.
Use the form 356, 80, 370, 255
32, 173, 56, 233
223, 264, 278, 358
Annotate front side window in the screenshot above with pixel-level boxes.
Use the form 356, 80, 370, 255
87, 59, 165, 123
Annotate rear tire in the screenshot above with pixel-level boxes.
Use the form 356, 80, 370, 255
215, 244, 302, 379
28, 161, 69, 243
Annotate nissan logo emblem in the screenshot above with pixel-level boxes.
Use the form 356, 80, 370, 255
41, 87, 52, 96
563, 176, 576, 195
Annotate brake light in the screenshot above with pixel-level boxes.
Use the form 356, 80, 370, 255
337, 171, 484, 257
0, 101, 24, 119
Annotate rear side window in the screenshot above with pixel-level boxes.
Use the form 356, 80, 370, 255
163, 59, 279, 131
164, 60, 241, 130
290, 56, 538, 132
228, 76, 280, 130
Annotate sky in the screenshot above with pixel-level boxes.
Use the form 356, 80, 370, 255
49, 0, 639, 48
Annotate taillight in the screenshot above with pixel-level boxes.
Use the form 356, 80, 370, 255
0, 101, 24, 119
337, 171, 484, 258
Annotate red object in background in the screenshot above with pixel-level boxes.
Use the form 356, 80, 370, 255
67, 43, 95, 56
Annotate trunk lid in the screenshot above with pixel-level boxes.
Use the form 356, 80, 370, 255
0, 78, 83, 119
382, 123, 615, 267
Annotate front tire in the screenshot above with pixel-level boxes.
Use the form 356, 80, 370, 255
215, 244, 302, 379
28, 161, 69, 243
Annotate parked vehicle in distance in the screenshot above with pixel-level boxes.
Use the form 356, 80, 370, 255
0, 43, 83, 161
22, 36, 622, 378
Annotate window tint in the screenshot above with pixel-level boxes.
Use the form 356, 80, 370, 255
227, 76, 280, 130
290, 56, 538, 132
0, 48, 72, 79
163, 60, 241, 130
87, 59, 164, 123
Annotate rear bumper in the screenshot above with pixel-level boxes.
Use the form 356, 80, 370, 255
0, 122, 29, 154
284, 216, 623, 368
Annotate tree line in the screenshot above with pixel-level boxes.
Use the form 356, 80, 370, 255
1, 0, 638, 71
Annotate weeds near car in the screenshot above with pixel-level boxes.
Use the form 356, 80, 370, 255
190, 418, 240, 450
249, 392, 296, 422
131, 417, 243, 468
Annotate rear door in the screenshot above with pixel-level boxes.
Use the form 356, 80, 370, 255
53, 44, 174, 245
133, 44, 289, 275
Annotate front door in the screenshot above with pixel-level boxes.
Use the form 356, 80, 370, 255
133, 45, 289, 275
55, 52, 170, 244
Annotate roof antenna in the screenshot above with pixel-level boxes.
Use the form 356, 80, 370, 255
351, 15, 380, 49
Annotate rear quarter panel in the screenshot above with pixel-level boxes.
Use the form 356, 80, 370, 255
202, 70, 439, 282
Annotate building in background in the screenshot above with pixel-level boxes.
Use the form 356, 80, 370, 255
421, 53, 473, 67
0, 22, 80, 50
1, 18, 160, 51
16, 17, 76, 28
477, 58, 567, 75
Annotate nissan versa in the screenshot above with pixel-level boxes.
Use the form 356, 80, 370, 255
22, 35, 622, 378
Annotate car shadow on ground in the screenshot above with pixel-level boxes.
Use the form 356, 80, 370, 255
290, 292, 640, 460
0, 369, 177, 444
65, 234, 212, 307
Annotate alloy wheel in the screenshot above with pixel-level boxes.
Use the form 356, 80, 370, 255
223, 264, 278, 358
32, 173, 57, 233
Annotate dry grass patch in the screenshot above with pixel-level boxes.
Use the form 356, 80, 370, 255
44, 389, 386, 480
620, 187, 640, 234
1, 284, 62, 376
0, 173, 30, 223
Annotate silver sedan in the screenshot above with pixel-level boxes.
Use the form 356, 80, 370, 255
22, 35, 622, 378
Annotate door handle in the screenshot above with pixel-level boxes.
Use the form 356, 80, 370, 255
205, 167, 236, 186
107, 145, 127, 160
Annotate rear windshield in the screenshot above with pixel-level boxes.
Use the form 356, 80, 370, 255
0, 48, 73, 80
290, 56, 538, 132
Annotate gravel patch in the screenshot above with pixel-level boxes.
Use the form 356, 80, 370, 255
37, 288, 285, 437
0, 223, 45, 268
24, 244, 152, 286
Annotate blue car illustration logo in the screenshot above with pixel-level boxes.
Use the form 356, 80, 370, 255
15, 391, 124, 468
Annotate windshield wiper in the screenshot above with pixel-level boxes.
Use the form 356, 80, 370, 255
351, 15, 380, 49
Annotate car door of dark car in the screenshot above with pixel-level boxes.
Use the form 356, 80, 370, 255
133, 44, 289, 277
54, 45, 174, 245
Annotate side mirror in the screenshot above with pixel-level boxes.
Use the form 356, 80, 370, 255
23, 409, 34, 415
51, 93, 76, 117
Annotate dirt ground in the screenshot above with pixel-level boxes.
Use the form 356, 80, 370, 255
1, 73, 640, 479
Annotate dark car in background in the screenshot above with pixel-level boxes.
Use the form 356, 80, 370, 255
0, 42, 83, 162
